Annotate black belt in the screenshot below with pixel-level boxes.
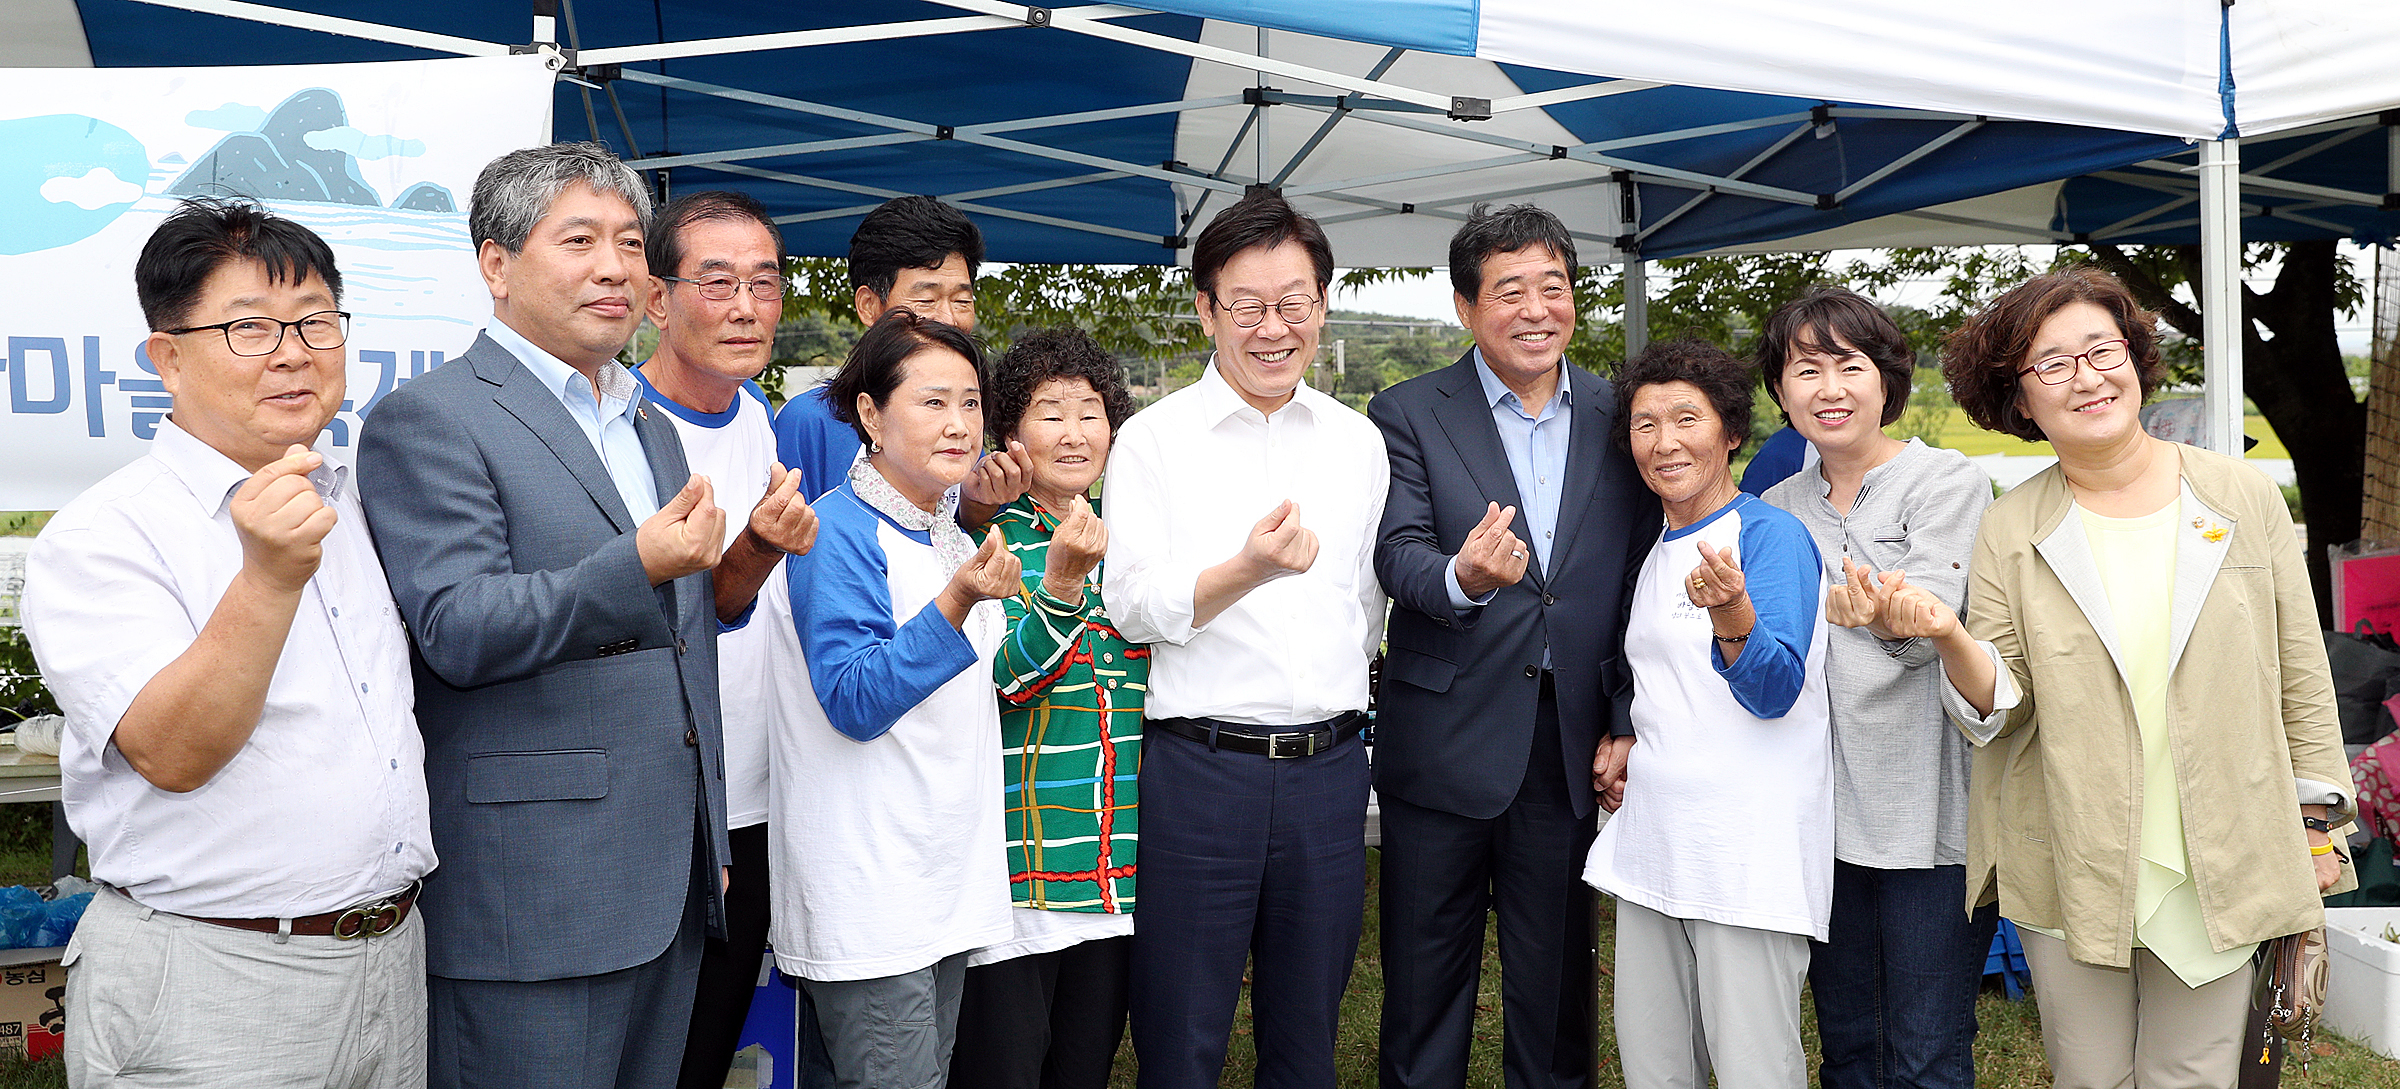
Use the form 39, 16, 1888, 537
1152, 712, 1365, 759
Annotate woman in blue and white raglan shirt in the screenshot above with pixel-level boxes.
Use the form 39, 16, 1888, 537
1582, 339, 1831, 1089
774, 312, 1022, 1089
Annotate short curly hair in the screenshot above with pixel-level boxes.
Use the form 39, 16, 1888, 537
1615, 338, 1755, 457
1941, 266, 2166, 443
985, 326, 1137, 443
1756, 286, 1914, 428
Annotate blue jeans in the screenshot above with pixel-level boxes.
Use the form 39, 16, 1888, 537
1806, 861, 1999, 1089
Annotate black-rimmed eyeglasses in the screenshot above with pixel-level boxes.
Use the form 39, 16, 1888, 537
1214, 294, 1321, 329
164, 311, 351, 357
662, 275, 789, 302
2016, 338, 2131, 385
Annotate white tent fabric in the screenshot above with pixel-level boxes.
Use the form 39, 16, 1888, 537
1474, 0, 2227, 139
2228, 3, 2400, 137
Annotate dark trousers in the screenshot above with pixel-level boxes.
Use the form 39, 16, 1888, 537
950, 935, 1133, 1089
679, 822, 772, 1089
1377, 687, 1595, 1089
1807, 861, 2000, 1089
1128, 724, 1370, 1089
429, 847, 707, 1089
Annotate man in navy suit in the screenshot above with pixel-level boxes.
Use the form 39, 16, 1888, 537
1368, 204, 1658, 1089
358, 142, 732, 1089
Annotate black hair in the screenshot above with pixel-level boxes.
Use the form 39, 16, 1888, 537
1191, 189, 1333, 301
1755, 287, 1915, 427
986, 327, 1137, 443
1447, 202, 1577, 300
1614, 338, 1756, 456
825, 310, 988, 445
135, 196, 343, 331
649, 190, 784, 280
848, 196, 984, 300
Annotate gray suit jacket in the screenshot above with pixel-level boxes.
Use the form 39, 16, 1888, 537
1369, 352, 1658, 820
358, 331, 728, 981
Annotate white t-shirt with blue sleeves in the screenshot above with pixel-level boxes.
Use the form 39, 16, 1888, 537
1583, 493, 1834, 940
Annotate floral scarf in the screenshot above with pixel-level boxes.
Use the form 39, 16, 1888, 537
848, 455, 975, 577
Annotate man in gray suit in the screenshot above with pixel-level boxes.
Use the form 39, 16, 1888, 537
358, 142, 733, 1089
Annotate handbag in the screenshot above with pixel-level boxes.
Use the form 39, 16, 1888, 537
2248, 926, 2330, 1078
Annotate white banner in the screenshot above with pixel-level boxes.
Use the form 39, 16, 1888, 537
0, 55, 554, 510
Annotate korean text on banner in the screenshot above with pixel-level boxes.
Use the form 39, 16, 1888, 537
0, 55, 555, 510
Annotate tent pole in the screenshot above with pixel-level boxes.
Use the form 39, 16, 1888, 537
1623, 259, 1649, 359
2198, 138, 2245, 456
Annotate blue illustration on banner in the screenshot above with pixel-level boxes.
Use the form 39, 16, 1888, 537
4, 86, 475, 450
0, 115, 148, 255
167, 88, 450, 211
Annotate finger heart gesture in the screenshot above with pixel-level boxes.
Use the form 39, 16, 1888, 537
1685, 540, 1745, 609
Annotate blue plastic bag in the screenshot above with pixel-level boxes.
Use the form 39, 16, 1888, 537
33, 892, 91, 948
0, 887, 46, 949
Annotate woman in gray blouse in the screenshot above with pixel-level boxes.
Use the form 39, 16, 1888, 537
1757, 287, 1997, 1089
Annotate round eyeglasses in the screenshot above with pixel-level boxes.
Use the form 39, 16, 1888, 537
661, 275, 789, 302
1214, 293, 1321, 329
2017, 338, 2131, 385
164, 311, 351, 357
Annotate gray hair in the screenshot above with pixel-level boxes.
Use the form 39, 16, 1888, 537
468, 141, 653, 254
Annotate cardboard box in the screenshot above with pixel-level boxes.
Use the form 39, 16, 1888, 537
2323, 908, 2400, 1058
0, 946, 66, 1060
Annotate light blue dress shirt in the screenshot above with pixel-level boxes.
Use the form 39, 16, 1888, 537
1444, 348, 1572, 614
485, 320, 659, 523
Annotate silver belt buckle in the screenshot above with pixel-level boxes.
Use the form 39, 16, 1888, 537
1268, 729, 1322, 759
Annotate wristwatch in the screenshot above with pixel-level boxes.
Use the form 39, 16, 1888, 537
2303, 815, 2334, 835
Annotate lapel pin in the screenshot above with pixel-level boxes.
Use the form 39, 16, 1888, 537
2190, 517, 2204, 529
2203, 523, 2228, 543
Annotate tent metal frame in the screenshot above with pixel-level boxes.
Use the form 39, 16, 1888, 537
120, 0, 2295, 454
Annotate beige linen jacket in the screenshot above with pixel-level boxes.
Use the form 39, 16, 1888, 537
1944, 444, 2354, 969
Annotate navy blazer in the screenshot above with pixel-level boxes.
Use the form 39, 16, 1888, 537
358, 332, 729, 981
1369, 351, 1658, 821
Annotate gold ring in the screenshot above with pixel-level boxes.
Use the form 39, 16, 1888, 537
1694, 577, 1707, 588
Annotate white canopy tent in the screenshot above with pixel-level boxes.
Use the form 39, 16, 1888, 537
21, 0, 2400, 455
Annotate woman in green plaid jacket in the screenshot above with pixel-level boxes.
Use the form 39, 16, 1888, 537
949, 327, 1148, 1089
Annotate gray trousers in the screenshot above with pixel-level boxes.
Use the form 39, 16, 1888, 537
67, 885, 427, 1089
805, 951, 971, 1089
1611, 898, 1812, 1089
427, 873, 705, 1089
2018, 928, 2257, 1089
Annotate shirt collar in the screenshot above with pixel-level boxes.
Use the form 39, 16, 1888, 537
485, 318, 644, 424
152, 417, 349, 515
1469, 346, 1571, 414
1198, 356, 1320, 428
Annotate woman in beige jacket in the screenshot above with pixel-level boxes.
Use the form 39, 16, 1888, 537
1877, 267, 2353, 1089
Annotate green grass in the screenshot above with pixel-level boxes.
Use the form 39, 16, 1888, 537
0, 837, 2385, 1088
1106, 851, 2400, 1089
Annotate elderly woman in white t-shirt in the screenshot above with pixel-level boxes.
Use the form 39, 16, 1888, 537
773, 310, 1024, 1089
1581, 338, 1831, 1089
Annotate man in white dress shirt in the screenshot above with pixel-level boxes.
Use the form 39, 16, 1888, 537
24, 197, 435, 1088
1101, 190, 1389, 1089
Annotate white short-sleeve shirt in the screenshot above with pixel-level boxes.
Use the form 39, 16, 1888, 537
24, 421, 435, 918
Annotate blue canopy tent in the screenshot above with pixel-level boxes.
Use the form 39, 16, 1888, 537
19, 0, 2400, 452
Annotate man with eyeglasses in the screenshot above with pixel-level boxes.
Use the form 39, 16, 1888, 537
631, 189, 826, 1089
1100, 190, 1388, 1089
771, 195, 1028, 518
23, 196, 435, 1087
